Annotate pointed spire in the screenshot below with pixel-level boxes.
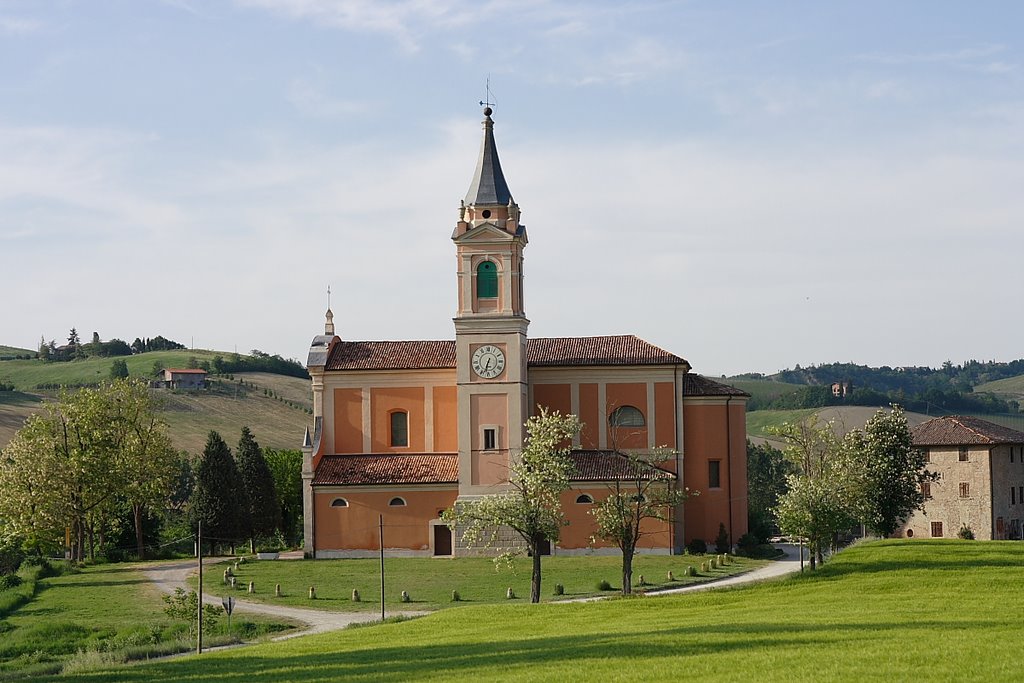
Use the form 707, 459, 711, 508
302, 425, 312, 448
325, 308, 335, 336
465, 107, 512, 206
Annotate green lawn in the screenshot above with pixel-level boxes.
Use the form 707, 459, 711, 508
725, 378, 805, 403
198, 554, 759, 611
55, 540, 1024, 681
0, 562, 295, 679
975, 374, 1024, 400
0, 345, 33, 358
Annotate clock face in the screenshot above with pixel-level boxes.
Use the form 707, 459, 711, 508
471, 345, 506, 379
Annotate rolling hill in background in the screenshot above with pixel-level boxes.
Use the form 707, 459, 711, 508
0, 349, 311, 455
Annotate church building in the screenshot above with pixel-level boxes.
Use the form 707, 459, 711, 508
301, 108, 748, 557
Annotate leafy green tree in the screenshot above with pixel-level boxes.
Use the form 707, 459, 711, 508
770, 416, 854, 569
842, 405, 937, 537
152, 360, 165, 378
589, 449, 689, 595
109, 359, 130, 380
37, 336, 50, 362
263, 448, 303, 543
189, 431, 247, 552
236, 427, 280, 553
67, 327, 81, 359
747, 440, 797, 541
0, 380, 176, 560
442, 409, 581, 603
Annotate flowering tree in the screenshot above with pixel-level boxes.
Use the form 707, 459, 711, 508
589, 449, 691, 595
442, 408, 581, 603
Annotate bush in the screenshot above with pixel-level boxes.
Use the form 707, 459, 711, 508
686, 538, 708, 555
958, 524, 975, 540
715, 522, 730, 554
553, 584, 564, 596
737, 532, 759, 554
596, 580, 612, 591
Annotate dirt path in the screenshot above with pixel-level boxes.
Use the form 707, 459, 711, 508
141, 558, 426, 640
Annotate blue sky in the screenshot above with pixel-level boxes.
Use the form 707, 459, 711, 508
1, 1, 1022, 376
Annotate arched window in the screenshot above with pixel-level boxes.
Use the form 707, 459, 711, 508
389, 497, 407, 507
477, 260, 498, 299
575, 494, 594, 504
609, 405, 645, 428
331, 498, 348, 508
390, 411, 409, 447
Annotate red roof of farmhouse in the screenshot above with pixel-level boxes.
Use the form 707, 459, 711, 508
324, 335, 685, 370
912, 415, 1024, 446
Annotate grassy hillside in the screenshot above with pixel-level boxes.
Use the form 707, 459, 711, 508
0, 356, 312, 455
0, 350, 223, 391
0, 344, 33, 358
975, 374, 1024, 401
61, 540, 1024, 682
723, 378, 804, 403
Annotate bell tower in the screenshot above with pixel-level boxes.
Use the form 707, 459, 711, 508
453, 107, 529, 497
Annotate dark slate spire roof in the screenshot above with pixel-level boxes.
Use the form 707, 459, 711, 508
465, 107, 512, 206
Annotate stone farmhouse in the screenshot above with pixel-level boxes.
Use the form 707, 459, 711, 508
899, 415, 1024, 540
300, 108, 749, 558
160, 368, 207, 390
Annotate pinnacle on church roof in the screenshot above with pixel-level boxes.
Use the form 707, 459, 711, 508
464, 106, 513, 206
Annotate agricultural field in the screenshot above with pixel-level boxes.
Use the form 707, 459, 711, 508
723, 378, 804, 403
54, 540, 1024, 681
198, 554, 760, 612
0, 350, 223, 391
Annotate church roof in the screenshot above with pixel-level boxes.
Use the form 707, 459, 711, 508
568, 450, 676, 482
323, 335, 689, 371
464, 109, 512, 206
682, 374, 749, 397
312, 454, 459, 486
912, 416, 1024, 447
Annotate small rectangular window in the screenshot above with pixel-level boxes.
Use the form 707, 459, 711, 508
931, 521, 944, 538
483, 428, 496, 450
921, 482, 931, 498
959, 447, 969, 462
1019, 486, 1023, 505
959, 482, 970, 498
1014, 487, 1018, 506
1012, 447, 1016, 464
390, 411, 409, 448
923, 449, 931, 463
708, 460, 721, 489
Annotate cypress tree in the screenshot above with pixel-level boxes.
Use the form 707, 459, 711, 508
190, 431, 247, 553
236, 427, 280, 553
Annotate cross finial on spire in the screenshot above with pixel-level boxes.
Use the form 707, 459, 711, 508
478, 75, 495, 116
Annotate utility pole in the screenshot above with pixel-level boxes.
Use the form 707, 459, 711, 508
379, 514, 385, 622
197, 520, 203, 654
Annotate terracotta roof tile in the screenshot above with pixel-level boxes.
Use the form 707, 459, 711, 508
326, 341, 456, 371
682, 374, 749, 397
528, 335, 685, 367
912, 416, 1024, 447
324, 335, 687, 371
312, 454, 459, 486
568, 450, 676, 482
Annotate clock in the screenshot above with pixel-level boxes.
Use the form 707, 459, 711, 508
471, 345, 506, 379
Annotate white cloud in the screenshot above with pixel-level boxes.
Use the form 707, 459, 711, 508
286, 76, 372, 118
0, 15, 41, 34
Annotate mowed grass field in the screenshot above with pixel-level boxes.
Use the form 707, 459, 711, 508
58, 540, 1024, 682
975, 374, 1024, 401
199, 554, 761, 611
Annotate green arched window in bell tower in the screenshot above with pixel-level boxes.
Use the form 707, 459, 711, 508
477, 260, 498, 299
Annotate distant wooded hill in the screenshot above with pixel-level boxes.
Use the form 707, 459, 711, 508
730, 359, 1024, 417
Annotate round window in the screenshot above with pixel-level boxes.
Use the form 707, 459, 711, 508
906, 529, 914, 538
482, 209, 491, 218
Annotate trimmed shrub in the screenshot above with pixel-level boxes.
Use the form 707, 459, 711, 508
596, 580, 612, 591
958, 524, 975, 540
686, 538, 708, 555
715, 523, 730, 554
553, 584, 564, 596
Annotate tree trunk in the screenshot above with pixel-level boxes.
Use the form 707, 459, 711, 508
808, 538, 817, 570
622, 546, 634, 595
134, 503, 146, 560
250, 537, 256, 555
88, 520, 95, 561
530, 538, 542, 604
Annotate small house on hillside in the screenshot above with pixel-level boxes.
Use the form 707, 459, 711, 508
162, 368, 207, 390
898, 415, 1024, 541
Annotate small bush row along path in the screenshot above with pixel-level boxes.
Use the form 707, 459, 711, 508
141, 559, 427, 638
142, 547, 801, 638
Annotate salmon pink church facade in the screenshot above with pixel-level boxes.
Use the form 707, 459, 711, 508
301, 109, 748, 557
